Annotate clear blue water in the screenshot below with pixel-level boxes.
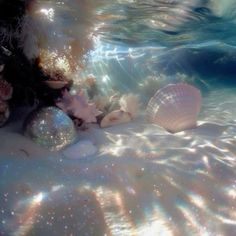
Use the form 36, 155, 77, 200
1, 1, 236, 235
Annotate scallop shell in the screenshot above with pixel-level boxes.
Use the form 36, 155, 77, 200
146, 83, 201, 133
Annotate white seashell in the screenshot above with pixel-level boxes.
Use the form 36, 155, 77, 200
62, 140, 97, 159
100, 110, 132, 128
146, 83, 201, 133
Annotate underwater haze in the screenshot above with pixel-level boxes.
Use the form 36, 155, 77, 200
1, 0, 236, 235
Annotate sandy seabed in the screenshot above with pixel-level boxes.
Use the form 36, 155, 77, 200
0, 88, 236, 236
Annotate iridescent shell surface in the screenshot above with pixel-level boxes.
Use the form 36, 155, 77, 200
146, 83, 201, 133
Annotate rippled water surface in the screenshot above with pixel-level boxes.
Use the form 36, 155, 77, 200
1, 0, 236, 235
85, 0, 236, 92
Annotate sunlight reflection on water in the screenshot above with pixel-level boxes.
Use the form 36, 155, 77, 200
1, 0, 236, 235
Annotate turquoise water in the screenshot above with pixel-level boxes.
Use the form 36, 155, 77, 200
1, 1, 236, 235
77, 0, 236, 101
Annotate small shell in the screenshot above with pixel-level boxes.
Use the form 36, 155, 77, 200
100, 110, 132, 128
146, 83, 201, 133
44, 80, 68, 89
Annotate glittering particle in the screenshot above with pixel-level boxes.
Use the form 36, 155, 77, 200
227, 188, 236, 199
24, 107, 76, 150
62, 140, 97, 159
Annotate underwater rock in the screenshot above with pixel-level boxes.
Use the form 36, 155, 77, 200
146, 83, 201, 133
24, 106, 76, 150
62, 140, 97, 159
0, 99, 10, 127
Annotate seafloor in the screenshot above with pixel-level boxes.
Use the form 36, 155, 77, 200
0, 87, 236, 235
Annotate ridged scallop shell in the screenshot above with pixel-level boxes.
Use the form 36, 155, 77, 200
146, 83, 201, 133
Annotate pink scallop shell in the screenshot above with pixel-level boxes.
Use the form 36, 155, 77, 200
146, 83, 201, 133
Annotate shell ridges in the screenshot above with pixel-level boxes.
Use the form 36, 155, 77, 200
146, 83, 201, 133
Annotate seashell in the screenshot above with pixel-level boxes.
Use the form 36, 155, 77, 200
0, 79, 13, 100
146, 83, 201, 133
44, 80, 68, 89
62, 140, 97, 159
100, 110, 132, 128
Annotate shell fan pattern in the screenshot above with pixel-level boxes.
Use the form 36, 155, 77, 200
146, 83, 202, 133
